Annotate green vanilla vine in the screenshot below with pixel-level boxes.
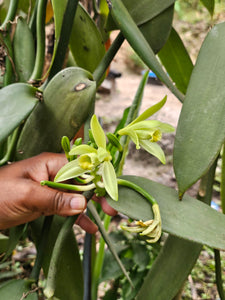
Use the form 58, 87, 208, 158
41, 177, 162, 244
29, 0, 48, 82
41, 180, 96, 192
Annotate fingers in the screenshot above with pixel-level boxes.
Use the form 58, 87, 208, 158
26, 182, 87, 217
93, 195, 117, 216
25, 153, 68, 182
76, 214, 98, 234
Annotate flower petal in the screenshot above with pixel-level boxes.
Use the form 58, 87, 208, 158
129, 96, 167, 125
118, 127, 140, 148
128, 120, 165, 130
91, 114, 106, 149
69, 144, 97, 156
54, 159, 85, 182
102, 161, 118, 201
156, 122, 174, 133
140, 140, 166, 164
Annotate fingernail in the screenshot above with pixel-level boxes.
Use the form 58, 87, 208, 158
70, 196, 86, 211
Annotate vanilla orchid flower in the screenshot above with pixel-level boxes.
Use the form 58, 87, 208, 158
54, 115, 118, 201
117, 96, 174, 164
121, 203, 161, 243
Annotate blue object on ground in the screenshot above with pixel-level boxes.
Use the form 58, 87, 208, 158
211, 200, 220, 211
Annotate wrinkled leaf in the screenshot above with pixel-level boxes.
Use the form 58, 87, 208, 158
16, 67, 96, 160
158, 27, 193, 94
174, 22, 225, 195
107, 175, 225, 250
0, 83, 38, 143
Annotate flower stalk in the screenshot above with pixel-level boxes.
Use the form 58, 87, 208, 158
117, 178, 162, 243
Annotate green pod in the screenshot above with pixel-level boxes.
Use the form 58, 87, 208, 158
15, 67, 96, 160
13, 17, 35, 82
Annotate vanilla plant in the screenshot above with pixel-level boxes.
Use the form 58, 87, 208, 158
41, 97, 174, 243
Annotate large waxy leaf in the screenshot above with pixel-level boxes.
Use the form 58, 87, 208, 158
16, 67, 96, 160
107, 175, 225, 250
107, 0, 175, 29
31, 216, 83, 300
137, 236, 202, 300
200, 0, 215, 16
0, 83, 38, 143
158, 27, 193, 94
107, 0, 174, 54
138, 5, 174, 54
52, 1, 105, 73
13, 17, 35, 82
173, 22, 225, 195
69, 4, 106, 72
109, 0, 184, 102
0, 279, 37, 299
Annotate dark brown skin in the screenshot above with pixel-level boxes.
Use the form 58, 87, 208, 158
0, 152, 117, 232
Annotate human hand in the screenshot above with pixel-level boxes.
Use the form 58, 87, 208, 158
0, 153, 117, 232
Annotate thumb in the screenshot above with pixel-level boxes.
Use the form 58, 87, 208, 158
29, 183, 87, 217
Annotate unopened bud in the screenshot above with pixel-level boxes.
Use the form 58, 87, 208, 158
106, 133, 123, 152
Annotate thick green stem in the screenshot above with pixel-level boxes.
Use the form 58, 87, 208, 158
0, 0, 19, 30
41, 180, 96, 192
221, 143, 225, 213
83, 208, 93, 300
0, 126, 22, 166
91, 213, 111, 300
29, 0, 48, 82
30, 216, 53, 282
214, 249, 225, 300
117, 178, 157, 205
47, 0, 79, 83
213, 144, 225, 299
2, 34, 14, 86
117, 70, 149, 175
28, 0, 38, 37
93, 32, 124, 85
0, 0, 18, 85
87, 201, 134, 289
195, 158, 225, 300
